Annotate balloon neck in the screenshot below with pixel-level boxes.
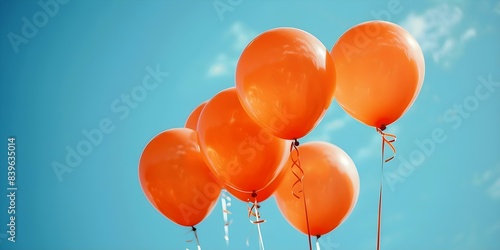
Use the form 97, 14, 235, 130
191, 226, 196, 231
294, 139, 300, 146
251, 191, 257, 198
378, 124, 387, 132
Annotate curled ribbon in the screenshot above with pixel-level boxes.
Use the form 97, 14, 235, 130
290, 140, 305, 199
185, 226, 201, 250
221, 190, 232, 246
376, 125, 397, 163
247, 192, 265, 250
247, 195, 265, 224
375, 125, 397, 250
290, 139, 313, 250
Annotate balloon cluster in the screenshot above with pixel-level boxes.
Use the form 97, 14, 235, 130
138, 20, 424, 247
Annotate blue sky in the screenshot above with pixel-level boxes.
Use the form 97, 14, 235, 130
0, 0, 499, 249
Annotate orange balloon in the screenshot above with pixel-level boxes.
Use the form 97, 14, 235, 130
236, 27, 336, 140
275, 142, 360, 236
225, 164, 286, 203
139, 128, 222, 227
331, 20, 425, 128
185, 102, 206, 130
197, 87, 290, 193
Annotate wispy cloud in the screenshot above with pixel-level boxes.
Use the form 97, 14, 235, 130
206, 22, 256, 78
310, 114, 352, 142
354, 133, 380, 161
207, 54, 235, 77
400, 4, 476, 68
227, 22, 257, 51
488, 178, 500, 200
354, 125, 400, 162
319, 235, 341, 249
324, 114, 351, 131
460, 28, 476, 41
473, 164, 500, 186
473, 162, 500, 200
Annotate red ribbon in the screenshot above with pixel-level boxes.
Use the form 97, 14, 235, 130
290, 139, 313, 250
376, 126, 397, 250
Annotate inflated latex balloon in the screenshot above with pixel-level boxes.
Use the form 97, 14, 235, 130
225, 165, 286, 203
197, 87, 290, 193
275, 141, 360, 236
185, 102, 206, 130
236, 27, 336, 140
331, 20, 425, 129
139, 128, 221, 227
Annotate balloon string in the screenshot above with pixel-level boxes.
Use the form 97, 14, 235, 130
185, 226, 202, 250
376, 177, 383, 250
290, 140, 304, 199
315, 236, 321, 250
248, 193, 265, 250
375, 126, 397, 250
221, 190, 232, 246
376, 126, 397, 162
255, 203, 265, 250
290, 139, 313, 250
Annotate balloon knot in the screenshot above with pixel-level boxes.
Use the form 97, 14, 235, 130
294, 139, 299, 146
378, 124, 387, 131
251, 191, 257, 198
191, 226, 196, 231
